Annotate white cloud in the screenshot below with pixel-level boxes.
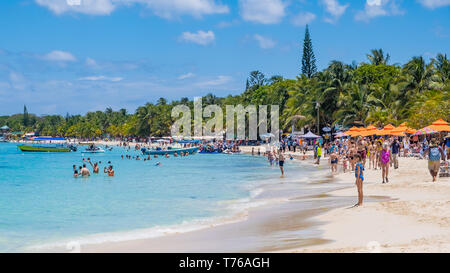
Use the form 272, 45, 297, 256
9, 72, 28, 90
179, 30, 215, 46
355, 0, 404, 22
253, 34, 276, 49
291, 11, 316, 26
196, 75, 231, 86
35, 0, 115, 15
418, 0, 450, 8
42, 50, 77, 62
35, 0, 229, 18
321, 0, 349, 23
141, 0, 229, 19
239, 0, 286, 24
85, 57, 99, 67
78, 75, 123, 82
177, 72, 195, 80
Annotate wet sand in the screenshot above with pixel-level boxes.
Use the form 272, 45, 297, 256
44, 150, 390, 253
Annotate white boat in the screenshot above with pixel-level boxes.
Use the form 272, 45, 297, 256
84, 145, 105, 153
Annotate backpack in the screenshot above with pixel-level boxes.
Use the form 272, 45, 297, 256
429, 147, 441, 161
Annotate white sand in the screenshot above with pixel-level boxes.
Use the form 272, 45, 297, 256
293, 156, 450, 253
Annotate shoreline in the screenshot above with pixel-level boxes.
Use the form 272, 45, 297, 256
33, 147, 351, 253
17, 142, 450, 253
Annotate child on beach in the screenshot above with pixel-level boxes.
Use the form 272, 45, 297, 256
354, 154, 364, 207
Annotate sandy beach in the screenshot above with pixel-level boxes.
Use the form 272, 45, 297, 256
22, 142, 449, 253
290, 155, 450, 253
88, 151, 450, 253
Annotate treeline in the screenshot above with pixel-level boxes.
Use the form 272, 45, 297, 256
1, 50, 449, 138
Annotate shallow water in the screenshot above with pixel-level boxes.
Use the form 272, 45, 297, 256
0, 142, 326, 252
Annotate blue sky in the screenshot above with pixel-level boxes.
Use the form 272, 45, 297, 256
0, 0, 449, 115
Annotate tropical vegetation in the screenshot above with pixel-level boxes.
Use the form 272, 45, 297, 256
1, 27, 449, 138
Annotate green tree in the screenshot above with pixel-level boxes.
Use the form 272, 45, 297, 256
366, 49, 390, 65
301, 25, 317, 78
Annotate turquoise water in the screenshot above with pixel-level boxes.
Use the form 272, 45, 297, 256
0, 142, 318, 252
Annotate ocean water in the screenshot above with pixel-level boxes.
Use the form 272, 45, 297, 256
0, 142, 321, 252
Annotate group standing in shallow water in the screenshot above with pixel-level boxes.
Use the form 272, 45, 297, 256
73, 158, 114, 178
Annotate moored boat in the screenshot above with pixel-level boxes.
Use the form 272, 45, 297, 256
83, 144, 105, 153
84, 147, 105, 153
18, 145, 72, 152
17, 137, 76, 152
141, 146, 199, 155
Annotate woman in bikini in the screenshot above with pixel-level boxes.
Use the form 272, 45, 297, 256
380, 142, 392, 183
354, 153, 364, 207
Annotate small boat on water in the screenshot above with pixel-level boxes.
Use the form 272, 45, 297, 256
18, 137, 76, 152
141, 146, 199, 155
0, 137, 8, 143
84, 145, 105, 153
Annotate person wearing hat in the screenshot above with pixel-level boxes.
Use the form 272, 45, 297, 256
427, 138, 445, 182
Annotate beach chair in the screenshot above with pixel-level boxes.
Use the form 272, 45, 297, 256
439, 161, 449, 178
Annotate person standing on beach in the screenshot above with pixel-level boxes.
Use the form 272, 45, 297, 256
330, 150, 338, 173
380, 142, 392, 183
391, 138, 400, 169
427, 138, 445, 182
445, 136, 450, 160
278, 150, 285, 177
315, 145, 322, 165
354, 154, 364, 207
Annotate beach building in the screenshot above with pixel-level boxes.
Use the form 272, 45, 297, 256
0, 125, 10, 136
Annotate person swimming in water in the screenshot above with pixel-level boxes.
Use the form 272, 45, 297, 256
73, 169, 79, 178
88, 159, 99, 174
80, 164, 91, 177
104, 165, 115, 176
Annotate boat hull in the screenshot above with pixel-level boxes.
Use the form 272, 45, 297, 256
83, 150, 105, 153
143, 147, 199, 155
18, 145, 71, 152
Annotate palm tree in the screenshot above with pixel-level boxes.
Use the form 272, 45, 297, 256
334, 84, 373, 126
398, 56, 441, 111
434, 53, 450, 83
366, 49, 390, 65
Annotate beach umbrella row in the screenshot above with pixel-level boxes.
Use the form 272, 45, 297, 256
339, 119, 449, 138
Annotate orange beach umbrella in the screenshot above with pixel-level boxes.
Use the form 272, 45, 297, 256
424, 119, 450, 132
360, 125, 377, 136
379, 124, 396, 135
344, 126, 361, 137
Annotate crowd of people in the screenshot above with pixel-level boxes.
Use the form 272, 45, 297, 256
251, 134, 449, 207
312, 135, 448, 206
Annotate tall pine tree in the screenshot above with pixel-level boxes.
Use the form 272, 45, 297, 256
301, 25, 317, 78
23, 105, 29, 127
